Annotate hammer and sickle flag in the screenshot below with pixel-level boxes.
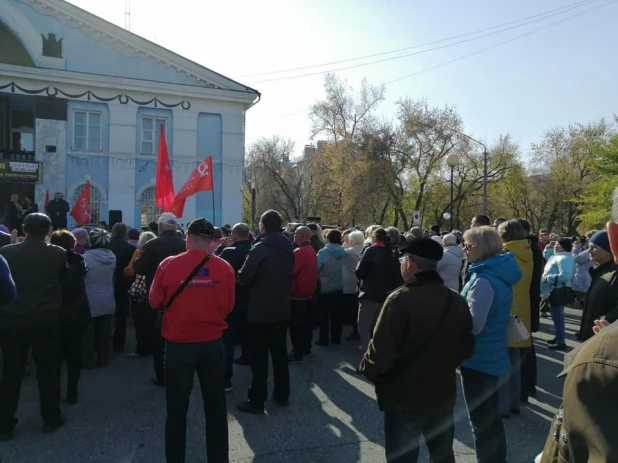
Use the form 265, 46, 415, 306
171, 156, 213, 218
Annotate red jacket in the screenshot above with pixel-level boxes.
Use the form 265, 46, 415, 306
149, 250, 235, 343
291, 242, 318, 300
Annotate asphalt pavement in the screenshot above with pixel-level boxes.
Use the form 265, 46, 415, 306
0, 309, 582, 463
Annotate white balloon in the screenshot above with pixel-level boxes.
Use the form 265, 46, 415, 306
443, 212, 452, 220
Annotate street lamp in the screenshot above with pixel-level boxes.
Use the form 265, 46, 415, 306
446, 154, 459, 231
449, 130, 489, 215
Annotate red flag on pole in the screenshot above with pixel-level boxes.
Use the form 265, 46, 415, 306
70, 181, 91, 226
171, 156, 213, 218
44, 189, 49, 210
155, 127, 175, 211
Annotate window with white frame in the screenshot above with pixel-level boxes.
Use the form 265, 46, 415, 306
73, 111, 102, 151
141, 117, 167, 155
72, 183, 102, 224
140, 186, 162, 227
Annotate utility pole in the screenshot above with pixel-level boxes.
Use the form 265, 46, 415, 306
125, 0, 131, 31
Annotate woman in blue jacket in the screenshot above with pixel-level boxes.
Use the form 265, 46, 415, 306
461, 226, 522, 463
541, 238, 575, 350
316, 229, 345, 346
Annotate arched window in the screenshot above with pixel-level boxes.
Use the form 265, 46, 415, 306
140, 186, 161, 227
72, 182, 102, 224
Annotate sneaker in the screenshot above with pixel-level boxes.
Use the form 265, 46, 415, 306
224, 379, 233, 393
126, 352, 140, 359
43, 415, 66, 434
288, 354, 303, 364
548, 343, 567, 351
237, 401, 264, 415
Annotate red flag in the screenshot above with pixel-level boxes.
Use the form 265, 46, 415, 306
171, 156, 213, 217
155, 127, 175, 211
70, 181, 91, 226
44, 189, 49, 210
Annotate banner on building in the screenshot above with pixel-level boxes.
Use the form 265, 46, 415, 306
0, 161, 41, 183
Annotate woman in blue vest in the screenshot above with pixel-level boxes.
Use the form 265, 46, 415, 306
461, 226, 522, 463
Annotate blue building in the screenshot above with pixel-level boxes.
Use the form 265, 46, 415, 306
0, 0, 259, 229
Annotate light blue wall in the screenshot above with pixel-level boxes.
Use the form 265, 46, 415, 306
135, 107, 173, 156
11, 0, 198, 86
196, 113, 222, 225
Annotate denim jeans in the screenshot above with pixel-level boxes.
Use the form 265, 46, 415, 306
460, 367, 507, 463
222, 313, 237, 380
384, 408, 455, 463
550, 304, 566, 344
498, 348, 521, 414
164, 339, 228, 463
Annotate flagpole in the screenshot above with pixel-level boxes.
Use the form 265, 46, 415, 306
212, 191, 216, 225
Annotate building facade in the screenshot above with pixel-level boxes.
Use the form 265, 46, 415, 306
0, 0, 259, 229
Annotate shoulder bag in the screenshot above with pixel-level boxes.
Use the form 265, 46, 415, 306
548, 279, 576, 307
154, 253, 211, 331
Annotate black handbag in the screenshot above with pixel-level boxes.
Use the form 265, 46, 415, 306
548, 280, 576, 307
154, 253, 211, 331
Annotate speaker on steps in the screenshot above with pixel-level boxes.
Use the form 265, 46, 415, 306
109, 210, 123, 228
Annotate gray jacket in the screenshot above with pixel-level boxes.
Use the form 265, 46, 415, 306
571, 244, 593, 293
342, 244, 363, 294
84, 249, 116, 318
318, 243, 345, 294
437, 245, 463, 291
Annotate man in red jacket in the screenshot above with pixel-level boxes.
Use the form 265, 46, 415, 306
149, 218, 235, 463
289, 226, 318, 363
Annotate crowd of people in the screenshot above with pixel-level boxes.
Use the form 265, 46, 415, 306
0, 203, 616, 463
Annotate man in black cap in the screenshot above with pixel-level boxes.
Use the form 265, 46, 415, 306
149, 218, 235, 463
359, 237, 475, 463
0, 213, 68, 439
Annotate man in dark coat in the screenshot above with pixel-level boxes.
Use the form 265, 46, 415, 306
360, 237, 474, 462
217, 223, 253, 389
578, 230, 618, 342
236, 210, 294, 414
519, 219, 543, 400
133, 213, 186, 386
4, 194, 23, 234
0, 213, 67, 439
108, 223, 136, 352
45, 193, 70, 230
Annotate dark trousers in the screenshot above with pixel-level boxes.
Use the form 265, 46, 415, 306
290, 299, 312, 359
132, 299, 155, 356
520, 345, 537, 397
384, 407, 455, 463
153, 331, 166, 384
82, 315, 112, 367
234, 304, 251, 359
165, 339, 228, 463
248, 321, 290, 407
318, 292, 343, 344
460, 367, 507, 463
113, 290, 130, 351
59, 321, 88, 400
222, 313, 237, 380
0, 323, 62, 431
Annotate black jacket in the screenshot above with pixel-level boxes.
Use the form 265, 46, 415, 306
0, 236, 67, 325
238, 233, 294, 324
4, 202, 22, 231
579, 260, 618, 342
60, 250, 91, 325
133, 230, 186, 290
219, 240, 252, 315
356, 245, 404, 303
528, 235, 543, 332
0, 232, 10, 248
45, 199, 70, 228
108, 237, 136, 293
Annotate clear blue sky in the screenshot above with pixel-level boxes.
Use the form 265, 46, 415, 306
68, 0, 618, 158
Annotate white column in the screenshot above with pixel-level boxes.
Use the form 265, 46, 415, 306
35, 119, 66, 203
107, 104, 137, 226
220, 112, 245, 225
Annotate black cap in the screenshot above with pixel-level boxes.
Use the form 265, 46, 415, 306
431, 224, 441, 233
187, 218, 214, 238
307, 223, 320, 231
400, 237, 443, 262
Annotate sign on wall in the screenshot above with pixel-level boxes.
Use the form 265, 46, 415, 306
0, 161, 42, 183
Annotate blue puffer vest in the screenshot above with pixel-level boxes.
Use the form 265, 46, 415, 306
461, 253, 522, 376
